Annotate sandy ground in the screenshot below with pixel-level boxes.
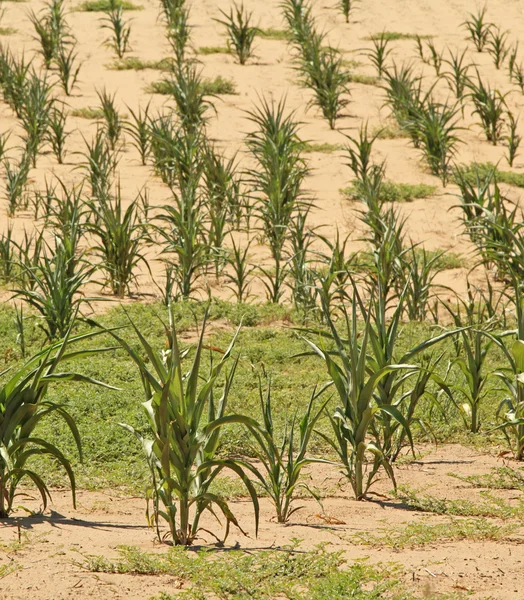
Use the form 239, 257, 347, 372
1, 445, 524, 599
0, 0, 523, 304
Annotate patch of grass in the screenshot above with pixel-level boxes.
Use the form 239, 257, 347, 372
366, 32, 432, 41
0, 27, 17, 35
455, 162, 524, 188
341, 180, 437, 202
348, 73, 379, 85
69, 107, 104, 119
75, 0, 142, 11
356, 518, 512, 549
397, 486, 524, 520
373, 122, 410, 139
0, 563, 18, 579
342, 58, 363, 69
147, 76, 237, 96
202, 75, 237, 95
449, 467, 524, 491
83, 544, 410, 600
301, 142, 342, 153
197, 46, 231, 55
257, 28, 291, 41
106, 57, 172, 71
425, 249, 465, 270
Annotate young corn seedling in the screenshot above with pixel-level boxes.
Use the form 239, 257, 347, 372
508, 42, 519, 81
101, 0, 131, 58
100, 308, 260, 545
125, 101, 151, 165
223, 236, 255, 303
442, 48, 471, 101
0, 223, 17, 283
409, 98, 462, 186
165, 5, 191, 66
85, 185, 150, 297
245, 379, 330, 523
216, 3, 258, 65
301, 47, 351, 129
19, 71, 55, 167
443, 282, 500, 434
29, 0, 70, 68
315, 229, 353, 313
339, 0, 357, 23
0, 48, 32, 118
46, 102, 70, 164
13, 240, 95, 341
3, 155, 30, 217
487, 28, 509, 70
13, 303, 26, 359
425, 40, 443, 76
55, 41, 81, 95
0, 330, 114, 518
344, 122, 381, 184
364, 32, 393, 77
303, 285, 413, 499
168, 63, 216, 132
97, 88, 123, 150
468, 74, 508, 144
506, 111, 521, 167
246, 97, 309, 302
462, 6, 493, 52
397, 244, 443, 322
287, 209, 318, 314
0, 130, 10, 161
78, 129, 118, 198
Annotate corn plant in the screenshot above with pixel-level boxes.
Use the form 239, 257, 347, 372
0, 223, 16, 282
102, 309, 260, 545
13, 304, 26, 359
29, 0, 69, 68
55, 41, 81, 95
3, 155, 30, 217
425, 40, 443, 76
97, 88, 123, 150
0, 48, 32, 118
0, 331, 113, 519
407, 99, 462, 185
78, 129, 118, 198
165, 64, 216, 132
101, 0, 131, 58
12, 241, 94, 341
86, 186, 150, 298
508, 42, 519, 81
303, 286, 413, 499
125, 101, 151, 165
19, 71, 55, 167
46, 102, 70, 164
398, 245, 443, 322
339, 0, 356, 23
245, 379, 330, 523
494, 330, 524, 461
364, 32, 392, 77
344, 122, 380, 183
155, 186, 207, 300
167, 7, 191, 66
246, 97, 308, 302
216, 3, 258, 65
287, 209, 318, 313
381, 62, 425, 137
462, 6, 493, 53
468, 74, 508, 145
443, 283, 500, 434
223, 237, 255, 303
442, 48, 471, 101
0, 131, 9, 162
315, 230, 354, 312
301, 47, 351, 129
487, 28, 509, 70
506, 111, 521, 167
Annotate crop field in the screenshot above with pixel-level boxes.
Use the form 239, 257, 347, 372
2, 0, 524, 598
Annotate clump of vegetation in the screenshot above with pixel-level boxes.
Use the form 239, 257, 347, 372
342, 180, 437, 202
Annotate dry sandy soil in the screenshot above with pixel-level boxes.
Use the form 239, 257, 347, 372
1, 445, 524, 600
